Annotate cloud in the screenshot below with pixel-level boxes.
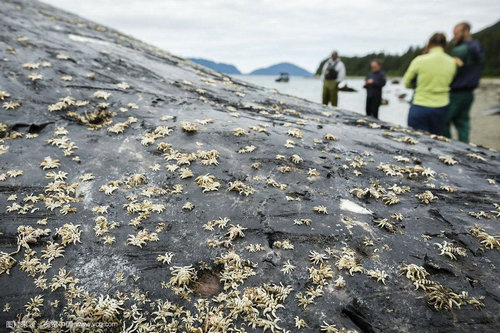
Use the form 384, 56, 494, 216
41, 0, 499, 73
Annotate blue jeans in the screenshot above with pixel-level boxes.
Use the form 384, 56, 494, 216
408, 104, 449, 135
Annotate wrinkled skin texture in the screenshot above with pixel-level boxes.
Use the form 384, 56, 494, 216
0, 1, 499, 332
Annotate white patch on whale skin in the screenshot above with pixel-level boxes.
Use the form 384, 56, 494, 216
69, 34, 110, 46
339, 199, 372, 215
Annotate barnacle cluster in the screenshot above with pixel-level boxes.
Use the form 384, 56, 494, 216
434, 241, 467, 260
313, 205, 328, 214
323, 133, 338, 141
93, 215, 119, 244
287, 128, 303, 139
294, 218, 312, 226
415, 190, 438, 204
232, 127, 246, 136
491, 203, 500, 218
107, 116, 138, 134
40, 156, 60, 170
366, 269, 388, 284
466, 153, 487, 162
127, 229, 159, 248
180, 120, 197, 132
273, 239, 295, 250
468, 211, 491, 219
1, 5, 498, 331
335, 247, 365, 275
382, 192, 400, 205
126, 173, 147, 187
350, 180, 387, 200
141, 125, 173, 146
168, 265, 197, 289
3, 101, 21, 110
393, 135, 418, 145
438, 155, 458, 165
238, 145, 256, 154
197, 149, 220, 165
281, 260, 296, 274
469, 225, 500, 250
225, 224, 247, 240
157, 252, 174, 264
195, 174, 221, 192
400, 264, 484, 311
47, 127, 79, 158
290, 154, 303, 164
375, 218, 398, 233
440, 185, 457, 193
227, 180, 256, 196
377, 162, 435, 179
203, 217, 230, 231
0, 251, 17, 275
123, 197, 165, 226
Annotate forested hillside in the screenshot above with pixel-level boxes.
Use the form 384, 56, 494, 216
316, 20, 500, 77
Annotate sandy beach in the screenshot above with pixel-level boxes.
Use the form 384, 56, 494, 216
468, 78, 500, 150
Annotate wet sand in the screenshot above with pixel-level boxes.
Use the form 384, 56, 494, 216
466, 78, 500, 150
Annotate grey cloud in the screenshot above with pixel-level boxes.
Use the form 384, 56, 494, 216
42, 0, 499, 73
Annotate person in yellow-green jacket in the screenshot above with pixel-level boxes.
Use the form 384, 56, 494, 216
403, 33, 456, 135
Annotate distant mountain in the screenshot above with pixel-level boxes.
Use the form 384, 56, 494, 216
315, 20, 500, 77
250, 62, 312, 76
188, 58, 241, 74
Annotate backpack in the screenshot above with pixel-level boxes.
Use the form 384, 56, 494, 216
324, 61, 339, 80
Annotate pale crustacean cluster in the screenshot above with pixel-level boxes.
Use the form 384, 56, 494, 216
400, 263, 485, 311
0, 1, 499, 332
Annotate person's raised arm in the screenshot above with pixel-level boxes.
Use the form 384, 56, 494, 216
403, 60, 418, 89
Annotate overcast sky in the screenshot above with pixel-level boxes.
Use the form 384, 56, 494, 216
41, 0, 499, 73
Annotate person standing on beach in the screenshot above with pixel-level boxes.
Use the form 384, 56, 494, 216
321, 51, 346, 107
442, 22, 485, 142
363, 59, 386, 119
403, 33, 456, 135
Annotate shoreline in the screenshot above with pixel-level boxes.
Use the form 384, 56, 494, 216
468, 79, 500, 150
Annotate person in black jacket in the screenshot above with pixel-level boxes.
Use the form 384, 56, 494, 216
363, 59, 386, 119
442, 22, 485, 142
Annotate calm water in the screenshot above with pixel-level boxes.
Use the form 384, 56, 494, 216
232, 75, 413, 127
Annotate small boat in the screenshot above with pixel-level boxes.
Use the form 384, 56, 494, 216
338, 81, 357, 92
275, 73, 289, 82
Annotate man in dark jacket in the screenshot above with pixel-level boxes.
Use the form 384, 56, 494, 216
363, 59, 386, 119
443, 22, 485, 142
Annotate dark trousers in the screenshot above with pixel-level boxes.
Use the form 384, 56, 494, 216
322, 79, 338, 106
442, 91, 474, 142
366, 95, 381, 118
408, 103, 449, 135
